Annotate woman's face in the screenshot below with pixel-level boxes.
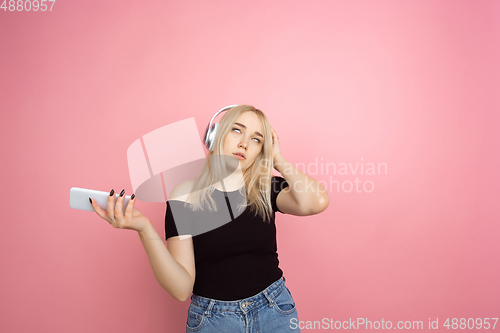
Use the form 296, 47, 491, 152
222, 111, 264, 172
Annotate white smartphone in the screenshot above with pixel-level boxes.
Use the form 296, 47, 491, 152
70, 187, 131, 215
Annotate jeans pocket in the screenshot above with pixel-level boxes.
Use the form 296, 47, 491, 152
272, 285, 297, 315
186, 303, 206, 331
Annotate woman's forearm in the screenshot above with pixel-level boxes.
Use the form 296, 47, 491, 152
274, 154, 330, 213
137, 222, 193, 302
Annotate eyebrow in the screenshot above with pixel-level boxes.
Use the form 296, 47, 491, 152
234, 122, 264, 138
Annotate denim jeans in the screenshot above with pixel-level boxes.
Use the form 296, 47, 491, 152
186, 276, 300, 332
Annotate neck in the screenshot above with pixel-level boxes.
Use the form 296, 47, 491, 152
214, 164, 245, 191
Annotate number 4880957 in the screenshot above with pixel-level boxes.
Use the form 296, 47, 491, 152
443, 318, 498, 330
1, 0, 56, 11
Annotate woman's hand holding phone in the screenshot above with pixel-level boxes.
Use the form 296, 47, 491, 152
89, 189, 150, 233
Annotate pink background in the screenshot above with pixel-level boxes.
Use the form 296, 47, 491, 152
1, 0, 499, 332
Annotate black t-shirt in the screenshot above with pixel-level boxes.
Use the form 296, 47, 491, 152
164, 176, 289, 301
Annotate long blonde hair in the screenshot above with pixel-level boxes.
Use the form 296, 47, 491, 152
186, 105, 275, 223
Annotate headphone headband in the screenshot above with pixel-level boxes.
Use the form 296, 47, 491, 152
207, 105, 240, 130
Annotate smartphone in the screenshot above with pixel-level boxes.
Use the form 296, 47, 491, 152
70, 187, 131, 215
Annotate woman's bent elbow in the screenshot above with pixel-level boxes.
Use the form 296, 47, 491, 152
174, 291, 192, 302
166, 285, 192, 302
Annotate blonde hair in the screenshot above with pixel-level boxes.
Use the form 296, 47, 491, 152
186, 105, 275, 222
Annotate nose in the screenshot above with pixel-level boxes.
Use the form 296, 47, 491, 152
239, 140, 247, 150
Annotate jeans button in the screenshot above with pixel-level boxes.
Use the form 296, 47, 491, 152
242, 303, 247, 308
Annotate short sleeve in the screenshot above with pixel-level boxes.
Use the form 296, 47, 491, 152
271, 176, 289, 214
165, 200, 193, 240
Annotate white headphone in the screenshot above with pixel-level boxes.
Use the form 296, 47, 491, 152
203, 105, 240, 152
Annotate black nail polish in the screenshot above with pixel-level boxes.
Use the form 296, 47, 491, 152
131, 194, 135, 200
120, 189, 125, 197
110, 189, 115, 196
89, 198, 92, 204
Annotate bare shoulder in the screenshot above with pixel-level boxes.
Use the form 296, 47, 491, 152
169, 179, 195, 203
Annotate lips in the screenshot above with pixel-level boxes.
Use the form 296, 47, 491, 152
233, 152, 246, 160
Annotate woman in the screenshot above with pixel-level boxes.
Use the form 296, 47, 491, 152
89, 105, 329, 332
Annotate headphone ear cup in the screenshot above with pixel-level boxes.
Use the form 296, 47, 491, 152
204, 104, 238, 151
204, 122, 219, 151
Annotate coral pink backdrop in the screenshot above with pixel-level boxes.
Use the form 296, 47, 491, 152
1, 0, 499, 332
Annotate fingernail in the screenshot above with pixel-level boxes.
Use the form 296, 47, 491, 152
89, 198, 93, 204
120, 189, 125, 197
110, 189, 115, 196
131, 194, 135, 200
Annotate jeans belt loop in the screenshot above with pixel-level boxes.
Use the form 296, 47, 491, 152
263, 290, 274, 307
204, 299, 216, 317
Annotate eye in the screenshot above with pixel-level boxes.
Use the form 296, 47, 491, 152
232, 127, 261, 143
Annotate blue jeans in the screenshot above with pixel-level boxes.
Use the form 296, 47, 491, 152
186, 276, 300, 332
